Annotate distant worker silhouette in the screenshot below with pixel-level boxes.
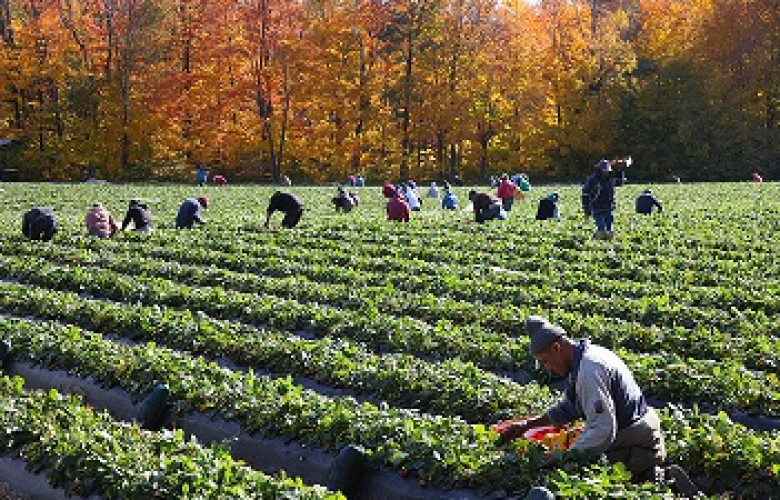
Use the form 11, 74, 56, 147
635, 189, 663, 215
265, 191, 304, 229
22, 207, 58, 242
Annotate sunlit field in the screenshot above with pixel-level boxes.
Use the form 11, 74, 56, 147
0, 181, 778, 498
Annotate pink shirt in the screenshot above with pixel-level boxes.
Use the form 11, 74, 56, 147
85, 206, 118, 236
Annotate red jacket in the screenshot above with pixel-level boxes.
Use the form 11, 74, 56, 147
386, 196, 410, 222
497, 179, 517, 199
382, 183, 396, 199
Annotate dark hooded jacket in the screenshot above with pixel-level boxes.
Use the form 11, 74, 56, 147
22, 207, 58, 241
122, 200, 153, 231
582, 170, 626, 215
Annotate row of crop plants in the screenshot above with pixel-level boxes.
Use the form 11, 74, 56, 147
10, 231, 776, 322
1, 252, 779, 417
3, 312, 780, 497
3, 236, 779, 371
0, 375, 341, 499
0, 280, 557, 423
1, 182, 777, 498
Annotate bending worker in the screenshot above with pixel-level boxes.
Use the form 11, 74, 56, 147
175, 196, 209, 229
499, 316, 666, 483
85, 203, 119, 238
468, 190, 505, 223
264, 191, 304, 229
121, 199, 153, 232
22, 207, 58, 242
635, 189, 663, 215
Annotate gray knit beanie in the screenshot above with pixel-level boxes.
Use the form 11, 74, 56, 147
525, 316, 566, 354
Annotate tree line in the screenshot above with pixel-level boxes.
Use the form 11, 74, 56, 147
0, 0, 778, 183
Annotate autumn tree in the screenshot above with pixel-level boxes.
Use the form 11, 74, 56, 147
0, 0, 777, 181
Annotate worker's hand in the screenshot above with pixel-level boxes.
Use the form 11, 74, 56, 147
496, 420, 529, 445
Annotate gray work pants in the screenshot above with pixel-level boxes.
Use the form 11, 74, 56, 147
605, 407, 666, 477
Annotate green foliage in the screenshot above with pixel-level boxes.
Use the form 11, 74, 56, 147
0, 181, 779, 497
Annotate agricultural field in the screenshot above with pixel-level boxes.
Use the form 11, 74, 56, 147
0, 180, 779, 499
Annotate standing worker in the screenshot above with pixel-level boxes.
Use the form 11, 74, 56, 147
496, 174, 518, 212
22, 207, 58, 242
635, 189, 663, 215
264, 191, 304, 229
581, 158, 627, 240
195, 165, 209, 186
121, 199, 153, 232
175, 196, 209, 229
85, 203, 119, 238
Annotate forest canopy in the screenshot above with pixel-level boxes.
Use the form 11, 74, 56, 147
0, 0, 778, 183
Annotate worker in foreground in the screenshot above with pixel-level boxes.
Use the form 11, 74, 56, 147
499, 316, 699, 497
499, 315, 666, 481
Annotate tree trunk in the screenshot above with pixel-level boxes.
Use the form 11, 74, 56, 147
278, 60, 290, 178
0, 0, 12, 44
448, 143, 458, 180
400, 17, 413, 181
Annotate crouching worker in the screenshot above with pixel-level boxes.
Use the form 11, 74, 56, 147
264, 191, 304, 229
176, 196, 209, 229
386, 187, 410, 222
535, 193, 560, 220
332, 186, 359, 213
85, 203, 119, 238
121, 199, 153, 232
22, 207, 58, 242
468, 190, 506, 223
635, 189, 663, 215
441, 188, 458, 210
499, 316, 667, 484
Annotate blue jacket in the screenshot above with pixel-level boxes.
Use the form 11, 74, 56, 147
441, 192, 458, 210
175, 199, 203, 228
582, 171, 625, 215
